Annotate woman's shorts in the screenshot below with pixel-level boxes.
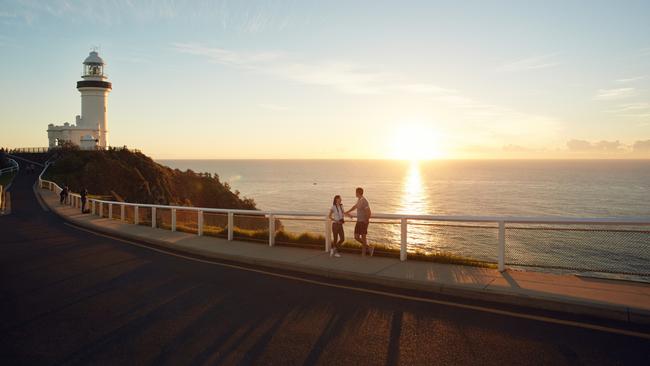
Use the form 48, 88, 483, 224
354, 221, 369, 235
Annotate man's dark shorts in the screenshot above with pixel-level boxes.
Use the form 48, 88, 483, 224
354, 221, 369, 235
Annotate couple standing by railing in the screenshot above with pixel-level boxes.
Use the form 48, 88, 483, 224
328, 187, 373, 258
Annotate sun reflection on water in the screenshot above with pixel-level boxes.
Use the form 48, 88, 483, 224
393, 161, 435, 250
400, 161, 427, 214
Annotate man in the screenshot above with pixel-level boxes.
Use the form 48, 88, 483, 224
59, 186, 68, 204
345, 187, 374, 257
80, 187, 88, 213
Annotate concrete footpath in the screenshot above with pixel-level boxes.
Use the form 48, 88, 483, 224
38, 188, 650, 325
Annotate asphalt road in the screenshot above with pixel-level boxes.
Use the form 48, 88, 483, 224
1, 169, 649, 365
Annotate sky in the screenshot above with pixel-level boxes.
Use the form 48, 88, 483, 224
1, 0, 649, 159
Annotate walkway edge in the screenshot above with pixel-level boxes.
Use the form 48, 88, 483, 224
40, 191, 650, 326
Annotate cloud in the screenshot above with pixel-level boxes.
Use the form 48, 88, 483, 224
258, 103, 289, 111
501, 144, 544, 153
606, 102, 650, 115
173, 42, 448, 96
632, 140, 650, 153
615, 75, 647, 83
174, 42, 563, 144
594, 87, 637, 100
610, 102, 650, 112
172, 43, 282, 65
566, 139, 626, 153
497, 54, 560, 72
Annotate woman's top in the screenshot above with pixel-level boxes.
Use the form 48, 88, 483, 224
331, 204, 345, 223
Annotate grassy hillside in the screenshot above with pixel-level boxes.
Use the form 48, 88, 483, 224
44, 146, 257, 210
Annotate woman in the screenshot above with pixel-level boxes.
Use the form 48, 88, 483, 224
328, 195, 345, 257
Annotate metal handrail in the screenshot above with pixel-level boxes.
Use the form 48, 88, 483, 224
37, 164, 650, 272
0, 159, 19, 175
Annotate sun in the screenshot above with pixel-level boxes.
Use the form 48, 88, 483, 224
388, 123, 445, 160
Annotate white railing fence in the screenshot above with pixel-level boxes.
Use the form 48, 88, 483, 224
37, 165, 650, 275
7, 146, 139, 154
0, 158, 19, 176
0, 159, 19, 212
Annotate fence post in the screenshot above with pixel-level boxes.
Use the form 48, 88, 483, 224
99, 202, 103, 217
228, 212, 234, 241
498, 221, 506, 272
171, 208, 177, 232
400, 218, 408, 261
91, 201, 95, 215
325, 218, 332, 252
198, 211, 204, 236
134, 206, 139, 225
269, 214, 275, 246
120, 204, 125, 221
108, 203, 113, 219
151, 207, 157, 228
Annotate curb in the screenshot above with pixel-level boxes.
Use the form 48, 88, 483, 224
40, 190, 650, 326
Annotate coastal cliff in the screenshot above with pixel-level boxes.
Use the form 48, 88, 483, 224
43, 147, 257, 210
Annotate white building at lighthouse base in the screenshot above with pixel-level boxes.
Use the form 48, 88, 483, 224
47, 118, 99, 150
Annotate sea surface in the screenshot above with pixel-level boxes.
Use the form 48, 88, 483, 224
158, 159, 650, 278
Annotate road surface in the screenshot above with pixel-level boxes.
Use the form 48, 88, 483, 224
1, 169, 648, 365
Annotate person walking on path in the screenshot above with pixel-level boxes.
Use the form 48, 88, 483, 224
59, 186, 68, 204
345, 187, 374, 257
80, 188, 88, 213
328, 195, 345, 258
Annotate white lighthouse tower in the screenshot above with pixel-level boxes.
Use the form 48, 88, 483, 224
77, 50, 112, 147
47, 50, 113, 149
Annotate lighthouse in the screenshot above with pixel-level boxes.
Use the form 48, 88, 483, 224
47, 50, 113, 149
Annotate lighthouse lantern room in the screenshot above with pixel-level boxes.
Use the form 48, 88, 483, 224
47, 50, 113, 150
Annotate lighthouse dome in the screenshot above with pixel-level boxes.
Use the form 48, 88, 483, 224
83, 51, 104, 65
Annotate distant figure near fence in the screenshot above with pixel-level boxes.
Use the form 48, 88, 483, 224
80, 188, 88, 213
60, 186, 69, 204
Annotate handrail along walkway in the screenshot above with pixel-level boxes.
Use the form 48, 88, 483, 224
37, 163, 650, 273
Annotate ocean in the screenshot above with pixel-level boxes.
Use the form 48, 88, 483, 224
158, 159, 650, 278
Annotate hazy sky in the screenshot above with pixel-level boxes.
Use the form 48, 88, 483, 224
1, 0, 649, 159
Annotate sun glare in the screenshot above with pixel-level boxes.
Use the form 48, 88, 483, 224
389, 123, 445, 161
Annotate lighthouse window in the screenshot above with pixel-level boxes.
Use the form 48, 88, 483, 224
85, 64, 103, 76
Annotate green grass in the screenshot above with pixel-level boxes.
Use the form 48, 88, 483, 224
147, 221, 495, 269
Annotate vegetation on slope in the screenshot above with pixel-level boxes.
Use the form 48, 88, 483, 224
44, 146, 256, 209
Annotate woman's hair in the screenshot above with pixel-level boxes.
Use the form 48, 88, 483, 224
332, 195, 341, 206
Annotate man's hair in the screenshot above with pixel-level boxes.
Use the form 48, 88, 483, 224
356, 187, 364, 195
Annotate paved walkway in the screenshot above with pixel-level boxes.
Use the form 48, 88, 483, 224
39, 188, 650, 325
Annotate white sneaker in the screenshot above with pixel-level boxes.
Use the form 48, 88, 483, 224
330, 249, 334, 257
368, 246, 375, 257
334, 252, 341, 258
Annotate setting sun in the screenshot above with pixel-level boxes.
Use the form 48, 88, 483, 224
389, 123, 446, 160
